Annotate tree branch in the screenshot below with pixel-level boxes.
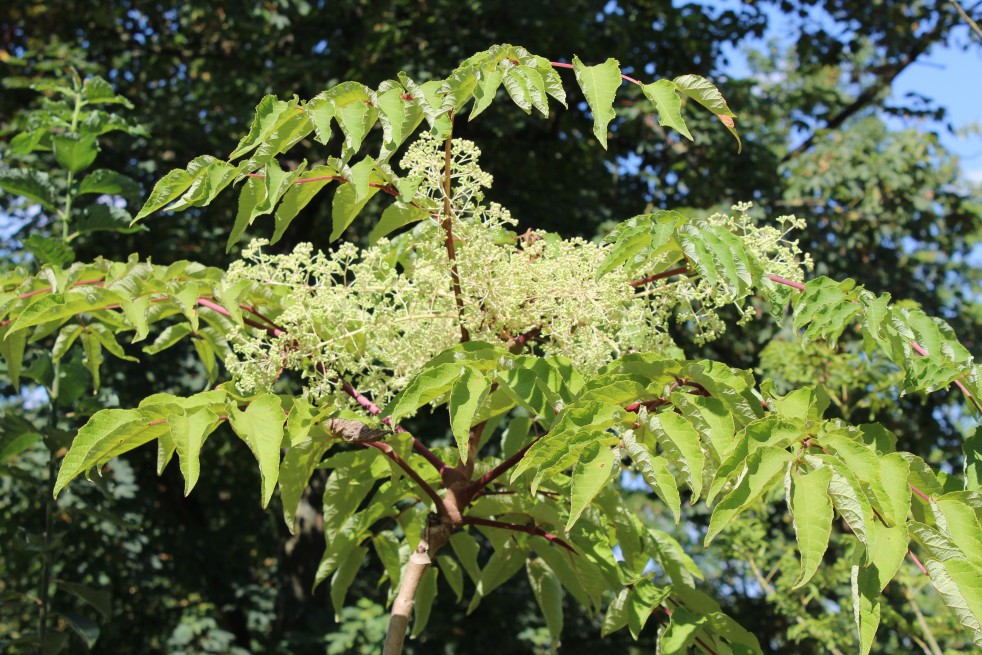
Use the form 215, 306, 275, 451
339, 379, 450, 474
781, 17, 950, 163
950, 0, 982, 40
383, 513, 451, 655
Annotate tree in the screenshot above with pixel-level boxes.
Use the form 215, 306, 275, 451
3, 44, 980, 654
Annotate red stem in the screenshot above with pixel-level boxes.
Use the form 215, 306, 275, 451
196, 298, 284, 336
908, 549, 928, 575
246, 172, 401, 198
17, 277, 105, 300
365, 441, 446, 514
766, 273, 805, 291
630, 265, 689, 287
908, 483, 931, 503
339, 379, 450, 475
466, 439, 538, 495
462, 516, 575, 553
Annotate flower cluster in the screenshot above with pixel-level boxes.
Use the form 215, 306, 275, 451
223, 136, 809, 406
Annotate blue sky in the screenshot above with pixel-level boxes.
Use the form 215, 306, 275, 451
891, 32, 982, 183
710, 2, 982, 185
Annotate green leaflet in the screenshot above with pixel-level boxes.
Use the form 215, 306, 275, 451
566, 441, 617, 531
81, 329, 104, 390
411, 567, 439, 637
821, 430, 895, 525
527, 558, 564, 646
52, 133, 99, 174
650, 411, 705, 501
622, 429, 681, 522
571, 55, 621, 149
330, 157, 380, 241
705, 446, 791, 545
467, 540, 526, 614
7, 287, 124, 335
851, 551, 880, 655
0, 168, 59, 211
436, 555, 464, 602
78, 169, 140, 197
368, 202, 429, 244
168, 407, 221, 496
672, 74, 740, 151
54, 408, 168, 497
805, 453, 877, 559
331, 545, 368, 621
229, 95, 300, 160
510, 401, 624, 483
627, 580, 671, 640
532, 541, 605, 612
470, 67, 504, 120
935, 492, 982, 570
661, 606, 707, 653
161, 157, 243, 213
228, 393, 285, 508
449, 364, 491, 464
597, 210, 684, 279
642, 79, 692, 140
851, 516, 908, 655
793, 277, 864, 347
450, 530, 482, 584
143, 324, 192, 355
601, 587, 630, 637
384, 361, 470, 425
708, 415, 802, 504
227, 160, 309, 251
134, 169, 193, 222
923, 557, 982, 648
278, 436, 335, 534
677, 223, 757, 301
0, 325, 27, 392
788, 465, 833, 589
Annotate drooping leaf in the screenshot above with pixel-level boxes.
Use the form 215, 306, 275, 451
527, 558, 564, 646
54, 409, 166, 497
706, 446, 791, 545
788, 465, 834, 589
0, 167, 58, 211
566, 441, 617, 530
52, 133, 99, 173
411, 567, 439, 637
330, 545, 368, 621
571, 56, 621, 149
622, 429, 681, 522
642, 79, 692, 140
228, 394, 285, 508
449, 364, 491, 464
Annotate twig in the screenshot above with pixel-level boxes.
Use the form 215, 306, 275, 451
364, 441, 446, 514
462, 516, 575, 553
950, 0, 982, 40
339, 379, 450, 475
630, 265, 689, 288
440, 114, 470, 342
466, 439, 538, 495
